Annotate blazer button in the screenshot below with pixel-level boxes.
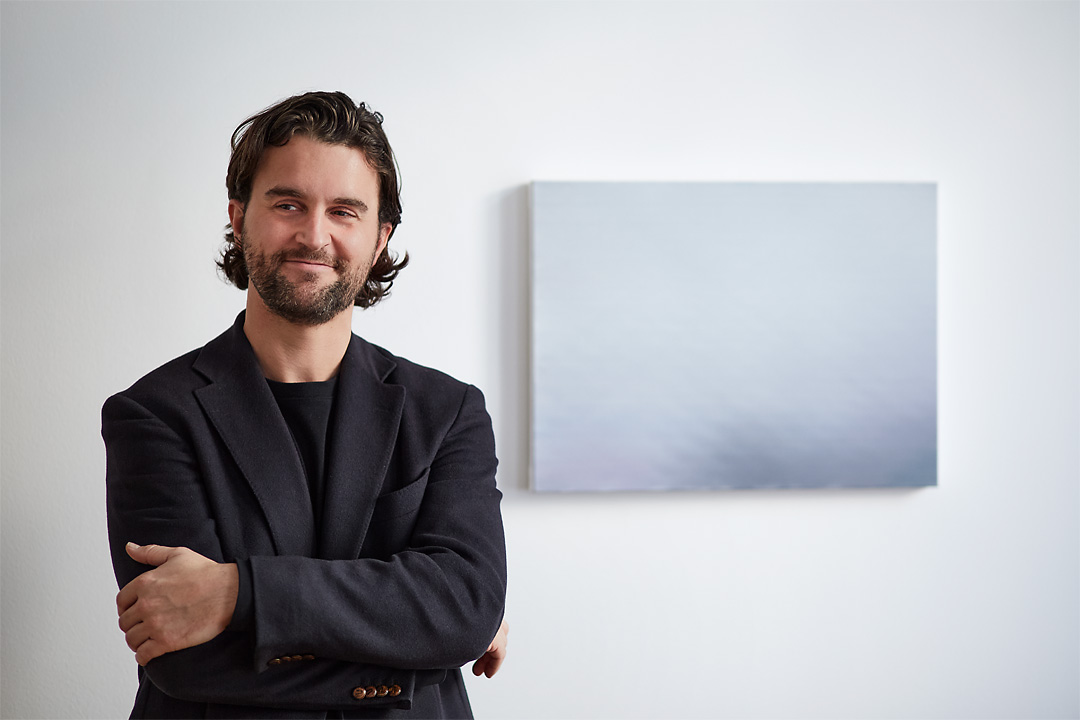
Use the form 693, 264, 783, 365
365, 686, 377, 698
268, 658, 281, 666
389, 684, 401, 697
352, 687, 367, 700
302, 654, 315, 661
290, 655, 303, 662
376, 685, 388, 697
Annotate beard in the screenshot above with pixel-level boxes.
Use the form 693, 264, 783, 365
244, 242, 374, 326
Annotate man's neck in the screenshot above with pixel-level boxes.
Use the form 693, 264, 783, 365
242, 293, 354, 383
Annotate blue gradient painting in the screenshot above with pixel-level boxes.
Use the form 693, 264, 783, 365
531, 182, 937, 491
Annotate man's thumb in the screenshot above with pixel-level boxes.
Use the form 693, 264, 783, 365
126, 542, 173, 566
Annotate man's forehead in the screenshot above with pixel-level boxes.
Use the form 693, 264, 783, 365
252, 136, 379, 194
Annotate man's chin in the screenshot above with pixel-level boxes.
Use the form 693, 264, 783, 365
249, 267, 366, 326
261, 294, 351, 325
267, 308, 343, 327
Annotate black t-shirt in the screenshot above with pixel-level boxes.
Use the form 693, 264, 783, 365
266, 376, 338, 532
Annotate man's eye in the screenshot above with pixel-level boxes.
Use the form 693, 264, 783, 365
276, 203, 299, 211
332, 210, 357, 219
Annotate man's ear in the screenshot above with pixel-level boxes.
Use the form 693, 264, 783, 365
228, 200, 246, 243
376, 223, 392, 259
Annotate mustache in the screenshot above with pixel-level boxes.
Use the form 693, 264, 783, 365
272, 249, 342, 269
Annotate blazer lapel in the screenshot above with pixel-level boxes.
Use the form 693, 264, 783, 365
192, 314, 317, 557
320, 334, 405, 560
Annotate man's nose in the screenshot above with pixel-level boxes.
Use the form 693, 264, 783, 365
296, 212, 331, 250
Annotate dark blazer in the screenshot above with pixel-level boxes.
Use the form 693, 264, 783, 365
103, 313, 506, 719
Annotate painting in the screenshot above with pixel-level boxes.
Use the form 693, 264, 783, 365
530, 182, 937, 491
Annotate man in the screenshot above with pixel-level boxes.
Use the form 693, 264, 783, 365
104, 91, 507, 719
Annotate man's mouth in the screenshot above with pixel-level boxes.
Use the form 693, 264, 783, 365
281, 255, 337, 271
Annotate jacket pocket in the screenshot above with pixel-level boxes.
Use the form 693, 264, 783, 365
359, 470, 430, 560
372, 469, 430, 521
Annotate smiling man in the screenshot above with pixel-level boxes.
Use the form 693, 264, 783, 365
103, 92, 508, 719
237, 135, 389, 331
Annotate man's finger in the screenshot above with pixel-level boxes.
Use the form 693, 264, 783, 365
125, 622, 151, 653
116, 584, 138, 616
135, 638, 167, 667
126, 542, 178, 567
118, 604, 141, 633
484, 649, 505, 677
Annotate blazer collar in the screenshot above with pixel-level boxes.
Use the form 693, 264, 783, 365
190, 312, 404, 560
321, 332, 405, 560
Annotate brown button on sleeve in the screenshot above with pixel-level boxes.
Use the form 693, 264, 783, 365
365, 686, 377, 698
268, 658, 281, 667
376, 685, 388, 697
302, 654, 315, 661
389, 684, 401, 697
352, 687, 367, 700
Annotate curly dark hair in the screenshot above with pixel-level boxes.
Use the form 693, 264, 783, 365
217, 91, 407, 308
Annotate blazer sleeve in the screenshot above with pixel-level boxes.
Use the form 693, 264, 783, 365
103, 386, 504, 710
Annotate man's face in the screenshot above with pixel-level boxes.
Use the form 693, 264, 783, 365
229, 135, 391, 326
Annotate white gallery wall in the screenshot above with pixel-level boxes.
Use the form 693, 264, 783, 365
1, 1, 1076, 718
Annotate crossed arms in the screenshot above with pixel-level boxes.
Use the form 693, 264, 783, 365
114, 542, 509, 674
104, 381, 507, 710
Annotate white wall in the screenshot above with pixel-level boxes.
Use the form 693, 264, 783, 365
2, 2, 1076, 718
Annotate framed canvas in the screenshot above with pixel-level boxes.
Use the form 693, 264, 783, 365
530, 182, 937, 492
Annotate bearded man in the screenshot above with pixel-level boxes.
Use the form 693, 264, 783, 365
103, 91, 508, 719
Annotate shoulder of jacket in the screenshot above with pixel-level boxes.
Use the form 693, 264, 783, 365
108, 346, 204, 407
356, 337, 468, 390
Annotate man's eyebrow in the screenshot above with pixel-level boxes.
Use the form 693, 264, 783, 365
264, 186, 369, 213
331, 196, 369, 212
264, 186, 305, 200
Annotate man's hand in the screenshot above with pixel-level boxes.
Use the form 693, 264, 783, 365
116, 543, 238, 666
471, 618, 509, 678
